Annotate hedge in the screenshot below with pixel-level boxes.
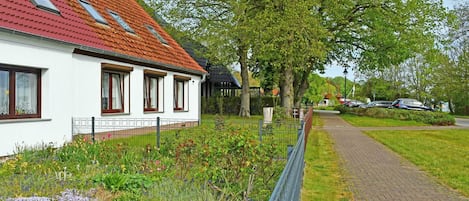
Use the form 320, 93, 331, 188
201, 96, 280, 115
336, 106, 455, 126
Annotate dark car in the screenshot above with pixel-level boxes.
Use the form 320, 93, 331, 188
360, 101, 393, 108
344, 100, 365, 107
389, 98, 433, 111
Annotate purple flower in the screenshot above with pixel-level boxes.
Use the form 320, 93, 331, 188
56, 189, 95, 201
6, 197, 51, 201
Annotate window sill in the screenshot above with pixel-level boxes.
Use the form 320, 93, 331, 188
0, 118, 52, 124
173, 110, 189, 112
101, 113, 131, 116
144, 111, 164, 114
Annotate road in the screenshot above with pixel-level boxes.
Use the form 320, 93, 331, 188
455, 118, 469, 127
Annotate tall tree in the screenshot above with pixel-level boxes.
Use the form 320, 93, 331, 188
148, 0, 258, 117
431, 2, 468, 114
149, 0, 450, 115
253, 0, 450, 111
251, 0, 327, 112
303, 73, 327, 105
402, 56, 433, 102
450, 2, 469, 114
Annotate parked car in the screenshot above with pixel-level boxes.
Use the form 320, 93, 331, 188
360, 101, 393, 108
389, 98, 433, 111
344, 100, 365, 107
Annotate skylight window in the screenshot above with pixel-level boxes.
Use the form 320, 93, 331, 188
108, 10, 135, 33
145, 25, 169, 45
31, 0, 60, 14
78, 0, 107, 25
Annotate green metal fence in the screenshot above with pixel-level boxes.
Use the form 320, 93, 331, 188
269, 108, 313, 201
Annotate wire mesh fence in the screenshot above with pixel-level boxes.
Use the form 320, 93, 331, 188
269, 108, 313, 201
71, 116, 303, 158
72, 117, 198, 144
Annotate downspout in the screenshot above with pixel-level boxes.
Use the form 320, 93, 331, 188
201, 73, 207, 83
198, 73, 208, 124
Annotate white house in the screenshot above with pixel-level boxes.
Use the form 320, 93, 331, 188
0, 0, 207, 156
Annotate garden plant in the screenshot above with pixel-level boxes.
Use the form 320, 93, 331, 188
0, 117, 291, 200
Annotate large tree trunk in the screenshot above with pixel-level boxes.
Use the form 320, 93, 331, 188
280, 65, 294, 115
448, 99, 454, 114
238, 45, 250, 117
294, 71, 310, 108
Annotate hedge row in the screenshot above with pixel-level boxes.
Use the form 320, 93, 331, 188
336, 106, 455, 126
201, 96, 280, 115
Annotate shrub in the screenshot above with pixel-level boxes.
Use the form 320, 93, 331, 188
202, 96, 280, 115
273, 106, 288, 122
92, 173, 152, 194
334, 105, 349, 114
346, 108, 455, 125
172, 125, 283, 200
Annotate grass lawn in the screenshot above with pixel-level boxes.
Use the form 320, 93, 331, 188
365, 129, 469, 197
340, 113, 429, 127
301, 115, 352, 201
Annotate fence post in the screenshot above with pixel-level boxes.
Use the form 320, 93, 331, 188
156, 117, 160, 149
91, 116, 95, 143
258, 120, 263, 143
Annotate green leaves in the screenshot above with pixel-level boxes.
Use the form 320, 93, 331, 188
171, 124, 282, 199
92, 173, 153, 194
147, 0, 454, 113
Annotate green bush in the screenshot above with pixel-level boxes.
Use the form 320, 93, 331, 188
334, 105, 349, 114
202, 96, 280, 115
92, 173, 152, 194
172, 125, 283, 200
345, 108, 455, 125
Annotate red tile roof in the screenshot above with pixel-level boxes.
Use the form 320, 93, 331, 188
0, 0, 206, 75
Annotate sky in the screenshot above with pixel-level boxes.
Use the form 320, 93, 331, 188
319, 0, 466, 79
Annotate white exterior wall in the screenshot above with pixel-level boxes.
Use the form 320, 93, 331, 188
72, 54, 202, 120
0, 33, 202, 156
0, 33, 75, 156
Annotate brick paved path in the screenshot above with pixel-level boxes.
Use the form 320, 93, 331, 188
319, 111, 468, 201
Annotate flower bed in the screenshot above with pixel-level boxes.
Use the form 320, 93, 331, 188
0, 122, 286, 200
